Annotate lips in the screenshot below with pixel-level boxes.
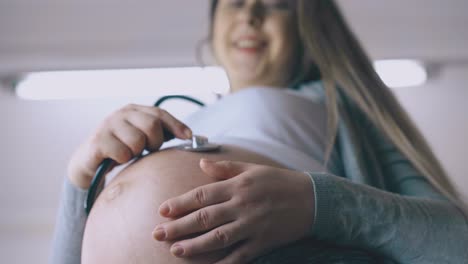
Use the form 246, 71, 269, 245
236, 39, 263, 48
233, 36, 266, 53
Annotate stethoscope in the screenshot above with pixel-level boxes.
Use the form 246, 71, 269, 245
85, 95, 220, 214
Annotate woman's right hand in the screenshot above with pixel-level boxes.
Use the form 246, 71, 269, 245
67, 104, 192, 189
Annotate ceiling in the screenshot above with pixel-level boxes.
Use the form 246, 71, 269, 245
0, 0, 468, 75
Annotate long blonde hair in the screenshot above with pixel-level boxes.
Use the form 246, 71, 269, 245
297, 0, 467, 211
208, 0, 466, 211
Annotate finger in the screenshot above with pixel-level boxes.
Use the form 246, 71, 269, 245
159, 180, 232, 218
169, 220, 247, 258
200, 159, 253, 180
154, 201, 236, 241
111, 119, 147, 156
135, 105, 192, 140
213, 240, 259, 264
99, 132, 134, 164
125, 111, 165, 151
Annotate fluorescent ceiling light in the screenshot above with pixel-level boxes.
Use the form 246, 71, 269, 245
374, 60, 428, 88
16, 60, 427, 100
16, 67, 230, 100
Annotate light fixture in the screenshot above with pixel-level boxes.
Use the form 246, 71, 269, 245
16, 67, 230, 100
15, 60, 428, 100
373, 59, 428, 88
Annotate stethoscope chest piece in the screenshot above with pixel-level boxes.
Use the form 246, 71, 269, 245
177, 135, 221, 152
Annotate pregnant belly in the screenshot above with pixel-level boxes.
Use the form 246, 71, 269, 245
81, 145, 286, 264
81, 144, 381, 264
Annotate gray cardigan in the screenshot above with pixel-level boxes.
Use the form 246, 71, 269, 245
49, 84, 468, 264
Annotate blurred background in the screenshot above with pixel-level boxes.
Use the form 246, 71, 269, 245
0, 0, 467, 263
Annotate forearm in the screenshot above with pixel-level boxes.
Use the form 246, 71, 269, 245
307, 172, 468, 264
49, 177, 88, 264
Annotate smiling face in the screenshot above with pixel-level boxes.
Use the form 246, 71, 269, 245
212, 0, 300, 92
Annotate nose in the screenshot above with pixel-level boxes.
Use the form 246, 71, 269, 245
237, 1, 264, 28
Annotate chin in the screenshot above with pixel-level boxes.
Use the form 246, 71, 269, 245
228, 73, 266, 89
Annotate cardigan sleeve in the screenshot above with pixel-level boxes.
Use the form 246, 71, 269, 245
304, 123, 468, 263
49, 177, 88, 264
306, 171, 468, 264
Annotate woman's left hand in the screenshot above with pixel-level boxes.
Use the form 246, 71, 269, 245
153, 158, 315, 264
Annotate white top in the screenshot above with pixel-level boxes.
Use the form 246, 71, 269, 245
162, 85, 334, 172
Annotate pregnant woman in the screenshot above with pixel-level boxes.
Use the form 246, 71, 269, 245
50, 0, 468, 263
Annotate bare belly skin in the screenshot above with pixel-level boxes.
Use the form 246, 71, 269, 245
81, 145, 286, 264
81, 144, 381, 264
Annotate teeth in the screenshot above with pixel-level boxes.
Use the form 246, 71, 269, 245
237, 40, 261, 48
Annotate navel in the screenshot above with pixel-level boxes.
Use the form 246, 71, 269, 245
106, 182, 124, 201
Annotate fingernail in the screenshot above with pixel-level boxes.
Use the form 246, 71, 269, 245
184, 128, 192, 139
153, 227, 166, 241
201, 158, 214, 164
159, 203, 170, 216
171, 245, 184, 256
